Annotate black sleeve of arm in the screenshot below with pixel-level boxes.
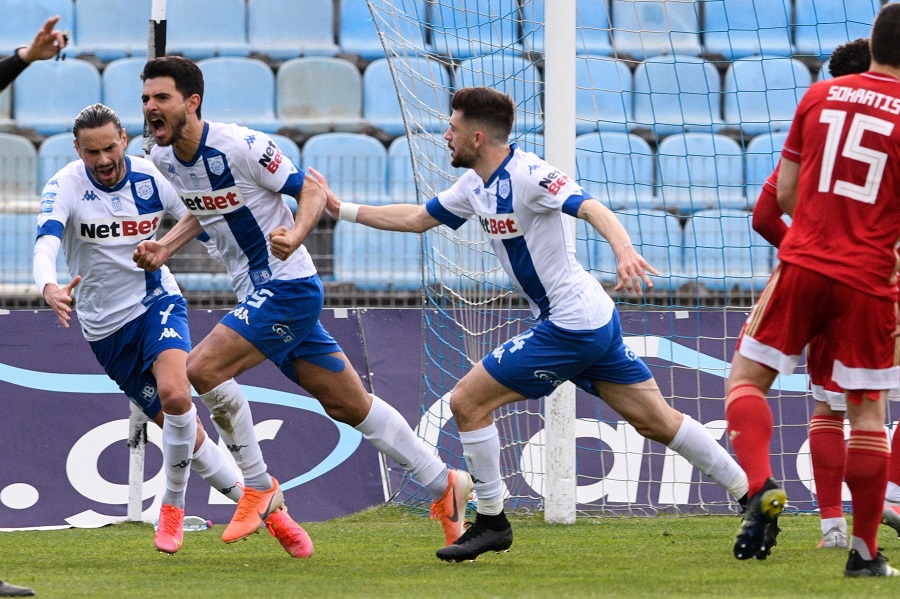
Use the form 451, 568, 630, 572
0, 52, 28, 93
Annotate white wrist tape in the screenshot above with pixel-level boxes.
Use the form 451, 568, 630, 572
339, 202, 360, 223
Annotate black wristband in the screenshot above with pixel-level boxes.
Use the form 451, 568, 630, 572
12, 46, 28, 67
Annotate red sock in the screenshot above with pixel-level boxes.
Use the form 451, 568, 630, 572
726, 384, 772, 497
889, 424, 900, 488
845, 430, 889, 557
809, 415, 846, 519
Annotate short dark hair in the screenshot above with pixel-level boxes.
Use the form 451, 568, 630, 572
141, 56, 204, 119
72, 103, 123, 138
450, 87, 516, 143
870, 3, 900, 67
828, 38, 871, 78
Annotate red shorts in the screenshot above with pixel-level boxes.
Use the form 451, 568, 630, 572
737, 262, 898, 390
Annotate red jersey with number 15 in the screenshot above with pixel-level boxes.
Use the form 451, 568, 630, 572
780, 71, 900, 301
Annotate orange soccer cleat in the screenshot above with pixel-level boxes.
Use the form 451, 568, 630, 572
265, 506, 314, 558
155, 504, 185, 554
430, 469, 474, 545
222, 476, 284, 543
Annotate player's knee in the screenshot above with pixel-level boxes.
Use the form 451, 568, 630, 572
157, 383, 193, 415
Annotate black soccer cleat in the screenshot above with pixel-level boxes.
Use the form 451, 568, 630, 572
436, 514, 513, 562
733, 478, 787, 560
844, 549, 900, 577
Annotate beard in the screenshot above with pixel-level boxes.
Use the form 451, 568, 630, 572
154, 112, 189, 147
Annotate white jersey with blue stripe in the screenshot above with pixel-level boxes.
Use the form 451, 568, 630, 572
36, 156, 186, 341
150, 122, 313, 301
427, 144, 615, 330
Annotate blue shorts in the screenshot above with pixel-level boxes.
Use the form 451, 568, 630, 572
220, 276, 343, 379
89, 293, 192, 419
481, 308, 652, 400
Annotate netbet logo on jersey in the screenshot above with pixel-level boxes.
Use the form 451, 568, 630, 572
180, 185, 245, 215
477, 211, 522, 239
78, 212, 163, 244
538, 170, 569, 195
258, 139, 283, 174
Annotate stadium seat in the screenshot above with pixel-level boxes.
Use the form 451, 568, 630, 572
270, 133, 301, 167
657, 133, 746, 213
611, 0, 702, 60
198, 57, 278, 133
794, 0, 880, 59
0, 0, 74, 55
339, 0, 391, 60
126, 136, 148, 157
575, 132, 654, 212
683, 209, 772, 291
333, 221, 422, 291
522, 0, 613, 56
302, 132, 387, 203
38, 132, 78, 185
515, 133, 544, 158
0, 212, 40, 288
425, 217, 513, 292
723, 57, 812, 137
173, 272, 233, 293
429, 0, 523, 60
248, 0, 339, 60
387, 133, 461, 203
276, 57, 365, 133
14, 59, 101, 136
363, 57, 452, 137
71, 0, 151, 60
744, 132, 788, 201
701, 0, 794, 60
575, 55, 634, 134
454, 54, 543, 133
631, 55, 724, 137
575, 219, 616, 283
101, 57, 147, 137
612, 209, 687, 290
166, 0, 251, 59
0, 133, 38, 209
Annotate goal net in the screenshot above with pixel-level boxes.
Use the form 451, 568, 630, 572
366, 0, 891, 517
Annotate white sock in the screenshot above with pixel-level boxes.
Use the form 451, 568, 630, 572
851, 536, 873, 561
160, 405, 197, 509
460, 424, 504, 515
199, 379, 270, 490
668, 414, 749, 500
355, 395, 448, 498
821, 516, 847, 537
191, 435, 243, 502
886, 481, 900, 504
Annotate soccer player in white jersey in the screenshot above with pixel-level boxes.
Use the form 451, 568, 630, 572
30, 103, 310, 556
313, 86, 750, 562
134, 56, 472, 552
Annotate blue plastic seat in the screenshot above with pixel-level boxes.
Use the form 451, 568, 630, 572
276, 57, 365, 133
38, 132, 79, 185
575, 132, 654, 212
522, 0, 613, 56
363, 57, 451, 137
126, 136, 148, 157
101, 58, 147, 137
333, 221, 422, 291
198, 58, 278, 132
429, 0, 522, 60
248, 0, 339, 60
723, 57, 812, 137
632, 55, 723, 137
0, 133, 38, 208
0, 0, 74, 56
657, 133, 746, 213
683, 209, 772, 291
794, 0, 880, 59
0, 212, 40, 288
575, 56, 633, 134
71, 0, 151, 60
339, 0, 413, 60
613, 209, 687, 290
744, 132, 788, 202
424, 218, 513, 291
387, 133, 461, 203
166, 0, 250, 59
14, 59, 101, 136
269, 134, 301, 167
302, 133, 387, 203
611, 0, 702, 60
701, 0, 794, 60
455, 54, 543, 133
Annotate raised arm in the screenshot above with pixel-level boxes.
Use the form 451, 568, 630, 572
133, 212, 204, 271
269, 173, 327, 261
577, 198, 657, 295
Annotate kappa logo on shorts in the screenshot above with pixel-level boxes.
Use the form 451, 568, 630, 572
534, 370, 565, 387
231, 306, 251, 325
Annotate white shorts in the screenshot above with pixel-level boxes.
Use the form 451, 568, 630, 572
812, 384, 900, 411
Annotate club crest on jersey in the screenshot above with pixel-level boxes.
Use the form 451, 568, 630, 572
207, 155, 226, 176
134, 179, 154, 200
498, 178, 511, 199
476, 211, 522, 239
111, 196, 123, 212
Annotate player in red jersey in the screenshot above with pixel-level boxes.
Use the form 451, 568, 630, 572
752, 38, 900, 551
727, 4, 900, 576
